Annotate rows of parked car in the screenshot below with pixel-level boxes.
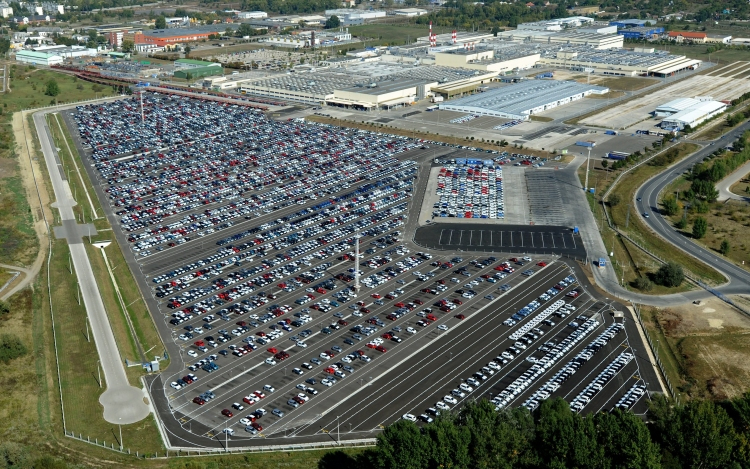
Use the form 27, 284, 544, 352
449, 114, 478, 124
433, 163, 504, 219
523, 322, 625, 411
569, 351, 634, 413
492, 120, 522, 131
614, 382, 646, 411
73, 92, 423, 258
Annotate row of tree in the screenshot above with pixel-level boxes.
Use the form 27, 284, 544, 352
320, 395, 750, 469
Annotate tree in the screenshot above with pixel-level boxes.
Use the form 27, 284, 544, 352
601, 160, 609, 169
0, 300, 8, 317
654, 261, 684, 287
593, 410, 662, 469
662, 195, 679, 216
0, 334, 27, 363
720, 239, 731, 256
184, 45, 192, 56
44, 79, 60, 97
693, 216, 708, 239
608, 194, 621, 207
325, 15, 340, 29
155, 15, 167, 29
121, 39, 135, 53
374, 420, 430, 469
654, 399, 737, 469
634, 276, 654, 291
0, 37, 10, 55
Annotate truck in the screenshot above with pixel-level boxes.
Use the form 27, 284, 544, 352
575, 140, 596, 148
536, 72, 554, 79
606, 151, 629, 160
431, 96, 444, 103
604, 130, 618, 135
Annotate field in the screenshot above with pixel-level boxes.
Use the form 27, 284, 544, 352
577, 143, 725, 290
641, 298, 750, 400
730, 171, 750, 195
664, 173, 750, 271
594, 76, 658, 91
654, 43, 750, 64
347, 23, 425, 46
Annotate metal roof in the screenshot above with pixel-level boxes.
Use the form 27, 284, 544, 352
662, 101, 727, 125
439, 80, 608, 119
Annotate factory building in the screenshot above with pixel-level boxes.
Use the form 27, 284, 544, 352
174, 66, 223, 79
433, 48, 540, 73
537, 47, 700, 76
15, 49, 63, 66
174, 58, 222, 70
495, 30, 624, 49
660, 100, 727, 130
618, 26, 665, 39
438, 79, 609, 120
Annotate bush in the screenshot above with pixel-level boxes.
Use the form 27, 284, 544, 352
0, 300, 9, 318
720, 240, 730, 256
608, 194, 621, 207
654, 262, 685, 287
0, 334, 27, 363
44, 79, 60, 97
675, 216, 688, 230
634, 276, 654, 291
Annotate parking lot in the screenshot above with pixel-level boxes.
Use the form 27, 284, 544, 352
65, 93, 659, 448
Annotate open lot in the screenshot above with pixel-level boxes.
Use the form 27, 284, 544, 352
580, 67, 750, 130
63, 92, 659, 449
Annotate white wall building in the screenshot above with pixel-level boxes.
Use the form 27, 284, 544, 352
660, 100, 727, 129
15, 49, 63, 66
237, 11, 268, 19
393, 8, 428, 16
0, 6, 13, 17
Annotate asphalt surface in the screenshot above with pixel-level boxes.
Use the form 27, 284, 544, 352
637, 123, 750, 295
58, 98, 660, 450
716, 160, 750, 202
414, 224, 586, 258
33, 107, 150, 425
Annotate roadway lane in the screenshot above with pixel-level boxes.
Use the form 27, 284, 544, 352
33, 107, 150, 424
716, 160, 750, 202
637, 123, 750, 294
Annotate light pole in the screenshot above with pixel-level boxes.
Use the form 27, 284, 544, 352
584, 147, 591, 191
97, 359, 101, 388
118, 418, 122, 451
337, 415, 340, 445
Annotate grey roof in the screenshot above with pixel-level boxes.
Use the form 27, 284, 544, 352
339, 78, 425, 95
441, 80, 608, 118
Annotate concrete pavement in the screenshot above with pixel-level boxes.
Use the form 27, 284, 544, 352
32, 107, 150, 425
716, 160, 750, 202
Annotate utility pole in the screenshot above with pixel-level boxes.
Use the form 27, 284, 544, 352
337, 415, 340, 445
97, 360, 101, 388
354, 234, 359, 297
584, 147, 591, 191
119, 419, 123, 451
626, 204, 630, 228
86, 316, 90, 342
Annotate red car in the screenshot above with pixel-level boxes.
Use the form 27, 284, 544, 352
426, 314, 438, 321
382, 333, 393, 339
413, 299, 424, 305
193, 397, 206, 405
375, 345, 387, 353
371, 293, 382, 299
252, 422, 262, 431
325, 350, 336, 357
267, 347, 278, 354
360, 308, 370, 314
221, 409, 233, 418
256, 331, 267, 337
537, 262, 547, 267
194, 340, 205, 347
452, 299, 463, 305
325, 367, 336, 374
455, 314, 465, 320
338, 319, 348, 326
394, 302, 405, 308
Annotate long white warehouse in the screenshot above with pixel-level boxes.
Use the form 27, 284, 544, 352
660, 100, 727, 130
439, 79, 609, 120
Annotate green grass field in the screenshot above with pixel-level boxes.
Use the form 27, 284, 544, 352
347, 23, 427, 46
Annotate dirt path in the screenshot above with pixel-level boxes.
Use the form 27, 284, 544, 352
6, 111, 55, 299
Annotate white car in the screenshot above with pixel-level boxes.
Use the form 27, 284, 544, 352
170, 381, 182, 390
451, 389, 466, 398
459, 383, 473, 393
296, 341, 308, 348
223, 428, 235, 436
436, 401, 450, 410
319, 352, 330, 360
265, 358, 277, 366
406, 327, 417, 334
402, 413, 417, 422
443, 395, 458, 405
437, 325, 448, 331
321, 378, 333, 387
263, 384, 275, 393
187, 350, 198, 357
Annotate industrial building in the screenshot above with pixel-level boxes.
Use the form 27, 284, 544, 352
433, 47, 540, 73
495, 30, 624, 49
536, 46, 701, 76
660, 100, 727, 130
609, 19, 658, 28
239, 63, 496, 106
618, 26, 665, 39
134, 26, 236, 47
15, 49, 63, 66
516, 17, 594, 31
237, 11, 267, 19
438, 79, 609, 120
417, 31, 493, 45
174, 66, 223, 79
174, 58, 221, 70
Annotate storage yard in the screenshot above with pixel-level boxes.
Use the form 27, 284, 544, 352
60, 92, 659, 448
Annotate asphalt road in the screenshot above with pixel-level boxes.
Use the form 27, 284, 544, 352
637, 123, 750, 294
33, 107, 150, 425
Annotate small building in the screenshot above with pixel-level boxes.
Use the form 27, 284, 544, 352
393, 8, 428, 16
328, 78, 425, 110
732, 38, 750, 46
609, 19, 657, 28
15, 49, 63, 66
706, 34, 732, 44
660, 100, 727, 130
237, 11, 267, 19
174, 58, 221, 70
667, 31, 707, 43
174, 65, 223, 79
0, 5, 13, 18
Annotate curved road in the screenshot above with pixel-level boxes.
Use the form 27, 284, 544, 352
716, 160, 750, 202
636, 123, 750, 294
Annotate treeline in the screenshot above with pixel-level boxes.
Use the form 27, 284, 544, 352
415, 0, 567, 30
319, 395, 750, 469
239, 0, 339, 15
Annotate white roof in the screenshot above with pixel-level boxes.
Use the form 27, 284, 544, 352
662, 101, 727, 125
656, 97, 700, 113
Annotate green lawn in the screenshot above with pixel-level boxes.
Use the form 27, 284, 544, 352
2, 65, 115, 112
347, 24, 427, 46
